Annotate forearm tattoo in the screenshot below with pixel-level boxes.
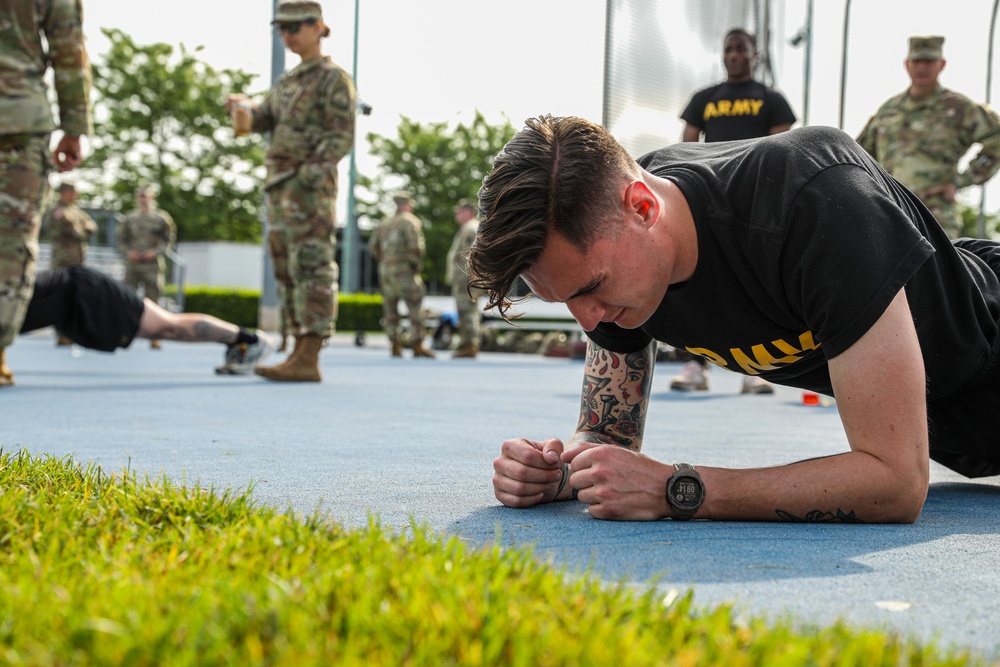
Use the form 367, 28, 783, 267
775, 509, 864, 523
575, 341, 655, 451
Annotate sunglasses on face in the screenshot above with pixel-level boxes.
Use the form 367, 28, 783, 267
276, 19, 316, 34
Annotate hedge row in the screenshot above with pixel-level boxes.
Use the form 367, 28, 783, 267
179, 287, 384, 332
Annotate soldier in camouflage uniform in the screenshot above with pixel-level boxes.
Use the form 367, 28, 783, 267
117, 184, 176, 349
369, 192, 435, 359
42, 181, 97, 345
857, 36, 1000, 239
0, 0, 91, 387
445, 198, 483, 359
42, 182, 97, 269
226, 0, 355, 383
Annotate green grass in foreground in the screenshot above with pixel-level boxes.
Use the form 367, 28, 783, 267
0, 451, 987, 666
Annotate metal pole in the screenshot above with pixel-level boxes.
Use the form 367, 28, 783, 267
978, 0, 1000, 238
601, 0, 614, 128
342, 0, 361, 293
838, 0, 852, 130
803, 0, 813, 126
258, 0, 285, 332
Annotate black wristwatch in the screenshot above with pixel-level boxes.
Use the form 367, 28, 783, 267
665, 463, 705, 520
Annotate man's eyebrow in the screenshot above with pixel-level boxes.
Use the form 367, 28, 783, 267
565, 276, 603, 301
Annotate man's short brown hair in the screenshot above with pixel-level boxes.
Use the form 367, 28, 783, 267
468, 115, 638, 319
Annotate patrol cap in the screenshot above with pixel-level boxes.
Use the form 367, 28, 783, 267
393, 191, 414, 206
908, 35, 944, 61
453, 198, 476, 212
57, 182, 76, 193
272, 0, 323, 24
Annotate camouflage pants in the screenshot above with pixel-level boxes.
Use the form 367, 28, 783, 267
266, 173, 339, 339
379, 266, 425, 344
124, 259, 164, 305
0, 134, 51, 348
452, 278, 482, 348
51, 241, 87, 269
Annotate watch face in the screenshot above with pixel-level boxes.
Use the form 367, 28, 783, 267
671, 476, 703, 509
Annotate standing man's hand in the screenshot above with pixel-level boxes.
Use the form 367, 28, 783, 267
562, 445, 672, 521
493, 437, 568, 507
52, 134, 82, 172
225, 93, 254, 114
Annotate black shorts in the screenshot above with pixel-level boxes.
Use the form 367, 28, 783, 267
928, 238, 1000, 478
21, 266, 144, 352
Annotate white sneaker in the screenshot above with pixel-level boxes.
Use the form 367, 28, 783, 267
741, 375, 775, 395
670, 360, 710, 391
215, 331, 278, 375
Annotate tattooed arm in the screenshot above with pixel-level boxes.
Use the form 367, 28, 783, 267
563, 289, 930, 523
567, 339, 656, 452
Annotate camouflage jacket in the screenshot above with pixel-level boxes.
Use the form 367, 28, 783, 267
253, 56, 356, 190
0, 0, 91, 137
370, 211, 425, 272
42, 202, 96, 265
445, 219, 479, 285
117, 208, 176, 259
856, 86, 1000, 195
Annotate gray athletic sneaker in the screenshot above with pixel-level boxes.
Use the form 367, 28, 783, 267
215, 331, 277, 375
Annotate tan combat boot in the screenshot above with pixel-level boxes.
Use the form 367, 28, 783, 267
0, 348, 13, 387
255, 333, 322, 382
390, 340, 403, 357
451, 344, 478, 359
412, 340, 436, 359
277, 335, 289, 353
258, 334, 302, 374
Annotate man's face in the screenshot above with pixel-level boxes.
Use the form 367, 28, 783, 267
521, 218, 670, 333
59, 189, 76, 204
136, 192, 153, 209
905, 57, 945, 89
454, 207, 473, 225
278, 19, 323, 55
724, 34, 755, 80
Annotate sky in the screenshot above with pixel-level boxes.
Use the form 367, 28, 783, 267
82, 0, 1000, 218
83, 0, 607, 218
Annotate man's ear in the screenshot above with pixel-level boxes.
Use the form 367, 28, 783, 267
623, 179, 658, 228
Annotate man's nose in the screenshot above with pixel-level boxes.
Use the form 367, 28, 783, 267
566, 297, 604, 332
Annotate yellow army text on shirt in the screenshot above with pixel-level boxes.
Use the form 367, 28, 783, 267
856, 87, 1000, 235
252, 55, 356, 192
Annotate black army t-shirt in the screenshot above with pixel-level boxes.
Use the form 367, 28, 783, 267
680, 80, 797, 141
586, 127, 1000, 401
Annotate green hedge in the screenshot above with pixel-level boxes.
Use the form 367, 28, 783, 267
177, 287, 384, 332
336, 292, 383, 331
181, 287, 260, 329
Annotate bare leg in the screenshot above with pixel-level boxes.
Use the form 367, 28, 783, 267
137, 298, 239, 344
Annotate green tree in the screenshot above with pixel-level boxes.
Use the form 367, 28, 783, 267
84, 28, 265, 243
360, 112, 515, 292
960, 202, 1000, 238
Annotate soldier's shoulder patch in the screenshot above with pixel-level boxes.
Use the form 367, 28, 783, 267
332, 87, 350, 109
